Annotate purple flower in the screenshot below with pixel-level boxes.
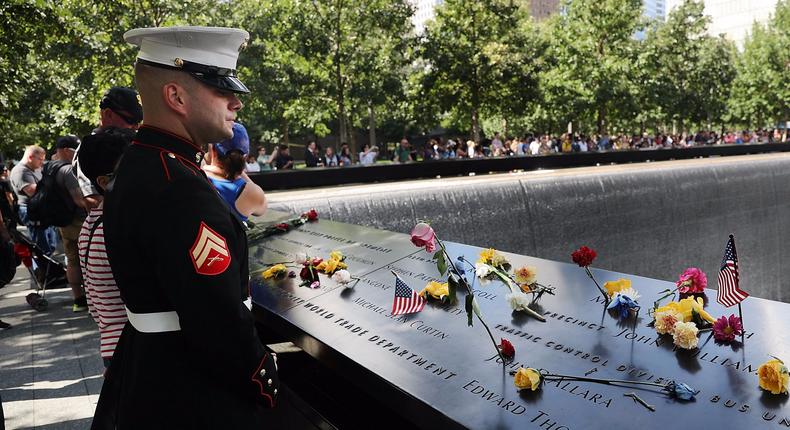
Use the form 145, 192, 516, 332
712, 314, 743, 342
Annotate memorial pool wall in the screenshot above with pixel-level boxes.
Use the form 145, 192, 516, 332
267, 153, 790, 303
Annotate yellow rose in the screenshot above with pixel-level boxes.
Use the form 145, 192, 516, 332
478, 248, 496, 264
262, 264, 287, 280
513, 367, 542, 391
758, 359, 790, 395
330, 250, 344, 261
419, 281, 449, 300
604, 278, 631, 298
672, 321, 699, 349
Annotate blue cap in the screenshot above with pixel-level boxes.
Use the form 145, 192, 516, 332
214, 123, 249, 156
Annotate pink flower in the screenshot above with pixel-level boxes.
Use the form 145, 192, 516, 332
713, 314, 743, 342
676, 267, 707, 294
410, 222, 437, 253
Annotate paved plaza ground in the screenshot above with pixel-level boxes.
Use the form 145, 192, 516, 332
1, 264, 102, 430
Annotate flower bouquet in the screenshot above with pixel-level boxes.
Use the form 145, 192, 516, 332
247, 209, 319, 242
652, 296, 719, 350
460, 251, 547, 322
262, 248, 353, 289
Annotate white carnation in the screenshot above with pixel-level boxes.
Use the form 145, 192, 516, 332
506, 292, 531, 312
475, 263, 491, 279
332, 269, 352, 285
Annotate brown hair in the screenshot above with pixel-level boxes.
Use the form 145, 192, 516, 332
217, 150, 246, 180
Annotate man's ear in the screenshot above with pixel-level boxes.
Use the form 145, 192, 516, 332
96, 175, 110, 191
162, 82, 188, 116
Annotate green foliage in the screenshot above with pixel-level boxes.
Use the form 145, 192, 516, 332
2, 0, 789, 157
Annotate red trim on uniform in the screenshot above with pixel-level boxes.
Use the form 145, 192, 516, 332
138, 125, 202, 153
132, 140, 203, 175
251, 353, 275, 407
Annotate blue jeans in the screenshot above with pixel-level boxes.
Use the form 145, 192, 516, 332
17, 205, 58, 255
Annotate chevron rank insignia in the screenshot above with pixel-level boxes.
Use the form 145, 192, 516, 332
190, 222, 231, 276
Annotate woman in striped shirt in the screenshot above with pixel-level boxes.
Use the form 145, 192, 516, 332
76, 129, 133, 367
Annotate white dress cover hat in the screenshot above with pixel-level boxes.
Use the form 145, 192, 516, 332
124, 26, 251, 94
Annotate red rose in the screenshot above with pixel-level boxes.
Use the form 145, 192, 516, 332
275, 223, 289, 231
302, 209, 319, 221
571, 246, 596, 267
499, 338, 515, 358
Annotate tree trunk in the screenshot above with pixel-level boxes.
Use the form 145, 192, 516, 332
597, 105, 606, 135
368, 104, 376, 151
282, 118, 289, 144
471, 108, 481, 144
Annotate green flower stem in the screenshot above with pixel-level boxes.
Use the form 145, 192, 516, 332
543, 373, 667, 389
652, 287, 680, 311
436, 238, 504, 364
584, 267, 609, 302
489, 266, 546, 322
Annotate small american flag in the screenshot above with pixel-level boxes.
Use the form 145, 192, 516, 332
717, 235, 749, 307
391, 276, 425, 316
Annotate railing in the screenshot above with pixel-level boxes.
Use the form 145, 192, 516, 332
249, 143, 790, 191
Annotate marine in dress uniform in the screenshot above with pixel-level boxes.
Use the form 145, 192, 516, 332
93, 27, 279, 429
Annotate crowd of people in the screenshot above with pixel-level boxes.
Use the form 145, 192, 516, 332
244, 128, 788, 170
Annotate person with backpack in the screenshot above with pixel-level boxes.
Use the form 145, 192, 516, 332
48, 135, 90, 311
9, 145, 58, 255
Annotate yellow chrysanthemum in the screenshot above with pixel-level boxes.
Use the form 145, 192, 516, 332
330, 250, 344, 261
478, 248, 496, 265
604, 278, 631, 298
420, 281, 449, 300
515, 266, 538, 285
322, 259, 339, 274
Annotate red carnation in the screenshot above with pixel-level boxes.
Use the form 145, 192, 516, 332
302, 209, 319, 221
571, 246, 597, 267
275, 223, 290, 232
499, 338, 515, 359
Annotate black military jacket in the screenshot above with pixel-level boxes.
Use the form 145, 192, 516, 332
93, 125, 279, 430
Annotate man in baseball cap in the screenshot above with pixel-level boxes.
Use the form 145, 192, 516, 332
99, 86, 143, 128
93, 27, 280, 430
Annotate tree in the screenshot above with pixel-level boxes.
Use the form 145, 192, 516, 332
421, 0, 539, 142
542, 0, 643, 134
248, 0, 414, 153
